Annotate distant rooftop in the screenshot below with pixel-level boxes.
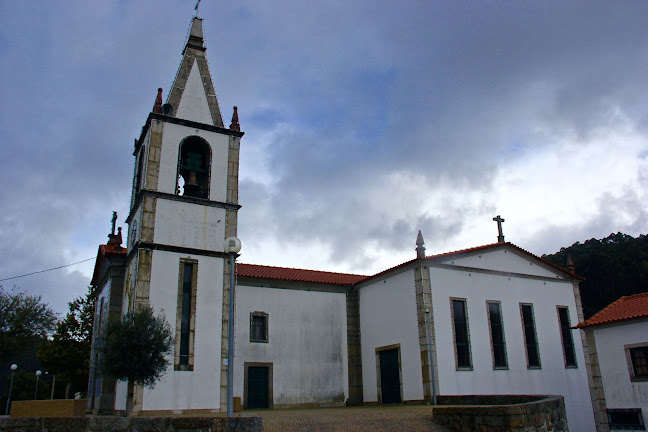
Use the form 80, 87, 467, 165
575, 292, 648, 328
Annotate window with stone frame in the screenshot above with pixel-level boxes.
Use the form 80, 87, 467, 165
486, 301, 508, 369
520, 303, 541, 368
175, 259, 198, 370
607, 408, 645, 430
557, 306, 577, 367
250, 312, 268, 343
450, 298, 472, 370
626, 343, 648, 382
177, 136, 211, 199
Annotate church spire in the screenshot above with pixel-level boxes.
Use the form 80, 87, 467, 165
165, 17, 224, 127
416, 230, 426, 259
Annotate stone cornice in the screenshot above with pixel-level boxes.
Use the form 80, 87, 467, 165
134, 113, 244, 155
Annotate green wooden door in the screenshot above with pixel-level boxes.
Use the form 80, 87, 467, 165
379, 349, 401, 404
247, 367, 269, 409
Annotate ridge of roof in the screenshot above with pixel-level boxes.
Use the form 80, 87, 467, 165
236, 263, 367, 285
575, 292, 648, 328
236, 242, 581, 287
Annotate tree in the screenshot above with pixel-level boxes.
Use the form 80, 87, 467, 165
98, 305, 174, 415
38, 285, 96, 398
0, 285, 57, 363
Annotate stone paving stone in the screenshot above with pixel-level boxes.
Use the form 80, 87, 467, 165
244, 405, 451, 432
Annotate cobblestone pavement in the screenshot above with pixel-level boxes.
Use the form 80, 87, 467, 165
242, 405, 452, 432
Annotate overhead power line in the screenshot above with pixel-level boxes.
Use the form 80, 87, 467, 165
0, 257, 95, 282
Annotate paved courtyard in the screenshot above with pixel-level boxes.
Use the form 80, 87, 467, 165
243, 405, 451, 432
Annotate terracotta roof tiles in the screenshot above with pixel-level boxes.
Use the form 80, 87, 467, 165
575, 292, 648, 328
236, 263, 367, 285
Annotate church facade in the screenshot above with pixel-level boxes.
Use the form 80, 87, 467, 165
88, 17, 597, 432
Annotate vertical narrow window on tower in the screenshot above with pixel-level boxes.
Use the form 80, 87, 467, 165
487, 301, 508, 369
520, 303, 541, 368
134, 147, 146, 194
177, 136, 211, 199
175, 259, 198, 370
450, 298, 472, 370
557, 306, 577, 367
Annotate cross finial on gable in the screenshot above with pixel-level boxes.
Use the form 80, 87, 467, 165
111, 211, 117, 236
492, 215, 505, 243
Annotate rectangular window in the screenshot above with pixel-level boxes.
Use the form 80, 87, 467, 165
487, 301, 508, 369
250, 312, 268, 343
607, 408, 645, 430
520, 303, 541, 368
175, 259, 198, 370
626, 343, 648, 382
557, 306, 577, 367
451, 298, 472, 370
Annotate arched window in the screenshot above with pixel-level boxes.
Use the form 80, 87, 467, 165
177, 136, 211, 199
134, 147, 146, 193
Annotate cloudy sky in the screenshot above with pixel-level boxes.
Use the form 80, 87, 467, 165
1, 1, 647, 314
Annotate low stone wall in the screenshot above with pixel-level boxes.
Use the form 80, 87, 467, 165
10, 400, 87, 418
433, 395, 568, 432
0, 416, 263, 432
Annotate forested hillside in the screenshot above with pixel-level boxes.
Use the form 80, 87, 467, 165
542, 232, 648, 319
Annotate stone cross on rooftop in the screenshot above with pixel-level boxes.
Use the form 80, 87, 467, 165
493, 215, 505, 243
111, 211, 117, 236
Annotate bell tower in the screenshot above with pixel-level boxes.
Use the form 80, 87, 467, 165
123, 17, 243, 414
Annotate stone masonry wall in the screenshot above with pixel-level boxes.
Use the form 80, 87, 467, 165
0, 416, 262, 432
433, 395, 569, 432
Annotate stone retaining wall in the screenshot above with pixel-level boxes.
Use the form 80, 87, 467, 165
433, 395, 568, 432
0, 416, 263, 432
10, 400, 87, 418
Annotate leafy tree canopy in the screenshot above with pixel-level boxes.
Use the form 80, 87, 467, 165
98, 305, 173, 388
0, 285, 57, 362
543, 232, 648, 319
38, 285, 96, 397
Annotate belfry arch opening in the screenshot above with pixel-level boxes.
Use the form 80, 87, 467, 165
177, 136, 211, 199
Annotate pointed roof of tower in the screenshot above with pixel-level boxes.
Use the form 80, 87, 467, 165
166, 17, 224, 127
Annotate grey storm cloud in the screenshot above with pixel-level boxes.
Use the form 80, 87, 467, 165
1, 0, 647, 311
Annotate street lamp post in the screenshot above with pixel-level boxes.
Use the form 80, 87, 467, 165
423, 305, 437, 406
5, 364, 17, 415
50, 374, 56, 400
34, 370, 42, 400
224, 236, 241, 418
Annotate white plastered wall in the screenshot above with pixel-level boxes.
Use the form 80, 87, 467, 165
156, 122, 230, 202
234, 286, 349, 406
594, 320, 648, 428
429, 262, 595, 432
141, 250, 224, 410
153, 200, 226, 251
359, 269, 424, 403
441, 248, 567, 279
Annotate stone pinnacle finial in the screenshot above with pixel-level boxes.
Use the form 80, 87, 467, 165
230, 106, 240, 131
567, 254, 575, 274
416, 230, 426, 259
107, 212, 123, 247
153, 88, 163, 114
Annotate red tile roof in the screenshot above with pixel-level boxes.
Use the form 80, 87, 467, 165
237, 263, 367, 285
575, 292, 648, 328
90, 243, 127, 286
236, 242, 580, 287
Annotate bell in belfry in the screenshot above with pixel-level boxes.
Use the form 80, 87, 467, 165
183, 171, 203, 197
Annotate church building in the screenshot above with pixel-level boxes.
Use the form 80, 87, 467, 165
88, 17, 597, 432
